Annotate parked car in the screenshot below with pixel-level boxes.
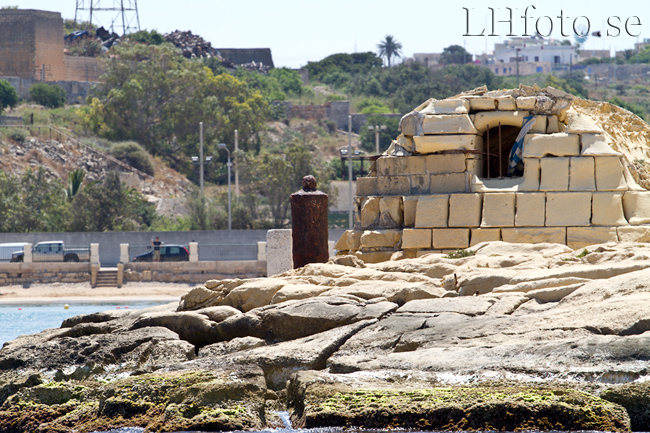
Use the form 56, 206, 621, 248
10, 241, 90, 263
133, 244, 189, 262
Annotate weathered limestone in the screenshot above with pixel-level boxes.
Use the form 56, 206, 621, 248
518, 158, 541, 191
379, 197, 403, 227
360, 230, 402, 248
419, 98, 470, 115
403, 196, 418, 227
501, 227, 567, 244
481, 193, 515, 227
473, 110, 529, 131
356, 177, 377, 196
470, 228, 501, 246
566, 107, 605, 134
595, 157, 626, 191
410, 175, 429, 195
516, 96, 537, 110
425, 154, 466, 174
496, 95, 516, 110
432, 228, 470, 249
539, 157, 569, 191
523, 133, 580, 158
547, 116, 560, 133
402, 229, 432, 249
413, 134, 482, 154
567, 227, 618, 249
617, 225, 650, 242
377, 157, 407, 176
622, 191, 650, 225
569, 157, 596, 191
515, 193, 545, 227
430, 173, 467, 193
360, 197, 380, 228
414, 195, 449, 228
467, 97, 496, 111
449, 193, 482, 227
422, 115, 479, 135
349, 89, 650, 261
377, 175, 410, 196
545, 193, 592, 226
581, 134, 621, 156
591, 192, 627, 226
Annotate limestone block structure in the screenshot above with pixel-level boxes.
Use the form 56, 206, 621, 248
336, 85, 650, 262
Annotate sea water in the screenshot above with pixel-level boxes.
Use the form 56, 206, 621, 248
0, 301, 169, 346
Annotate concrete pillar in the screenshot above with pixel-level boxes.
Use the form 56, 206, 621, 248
257, 241, 267, 262
189, 242, 198, 262
290, 175, 329, 269
23, 243, 32, 263
91, 263, 99, 287
120, 243, 129, 263
266, 229, 292, 277
117, 263, 124, 288
90, 243, 100, 265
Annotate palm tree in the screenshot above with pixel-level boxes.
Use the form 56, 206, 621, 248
65, 168, 85, 202
377, 35, 403, 67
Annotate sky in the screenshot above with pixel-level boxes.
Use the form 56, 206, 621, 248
2, 0, 648, 67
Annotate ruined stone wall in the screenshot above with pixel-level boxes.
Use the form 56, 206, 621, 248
33, 10, 65, 81
64, 55, 101, 82
335, 88, 650, 262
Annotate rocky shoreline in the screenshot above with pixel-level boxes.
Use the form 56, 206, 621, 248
2, 241, 650, 431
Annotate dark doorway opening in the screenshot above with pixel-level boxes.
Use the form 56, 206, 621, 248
482, 125, 522, 179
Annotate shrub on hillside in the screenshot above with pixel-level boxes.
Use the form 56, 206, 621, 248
110, 141, 155, 176
29, 83, 66, 108
0, 79, 18, 114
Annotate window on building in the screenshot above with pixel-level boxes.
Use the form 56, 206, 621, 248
503, 68, 507, 74
495, 68, 499, 73
525, 56, 529, 61
481, 125, 523, 179
554, 56, 561, 64
534, 56, 539, 62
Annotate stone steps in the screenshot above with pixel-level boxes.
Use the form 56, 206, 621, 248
95, 267, 119, 287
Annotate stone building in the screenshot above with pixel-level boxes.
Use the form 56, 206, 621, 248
335, 85, 650, 262
0, 9, 100, 82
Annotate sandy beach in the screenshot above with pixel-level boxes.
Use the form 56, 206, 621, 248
0, 281, 197, 304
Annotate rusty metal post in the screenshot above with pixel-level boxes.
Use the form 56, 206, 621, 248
290, 175, 329, 269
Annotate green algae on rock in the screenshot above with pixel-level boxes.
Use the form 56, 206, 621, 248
0, 368, 268, 433
287, 377, 631, 432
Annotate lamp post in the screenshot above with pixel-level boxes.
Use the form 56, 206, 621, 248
191, 122, 212, 196
218, 143, 232, 230
368, 124, 386, 155
347, 115, 353, 229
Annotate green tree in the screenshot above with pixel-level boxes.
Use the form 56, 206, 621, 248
128, 29, 166, 45
67, 172, 156, 231
88, 41, 269, 173
29, 83, 67, 108
609, 97, 646, 119
377, 35, 402, 67
0, 79, 18, 114
268, 67, 304, 97
240, 141, 332, 228
305, 52, 382, 83
439, 45, 472, 65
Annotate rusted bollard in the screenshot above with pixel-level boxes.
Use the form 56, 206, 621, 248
290, 175, 328, 269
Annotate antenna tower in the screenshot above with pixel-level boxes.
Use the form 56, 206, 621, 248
74, 0, 141, 35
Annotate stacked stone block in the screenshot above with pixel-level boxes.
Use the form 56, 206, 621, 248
336, 88, 650, 262
0, 9, 66, 81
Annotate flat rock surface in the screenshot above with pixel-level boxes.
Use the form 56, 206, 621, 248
3, 241, 650, 431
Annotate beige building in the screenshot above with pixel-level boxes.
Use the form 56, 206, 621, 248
0, 9, 100, 82
335, 86, 650, 263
